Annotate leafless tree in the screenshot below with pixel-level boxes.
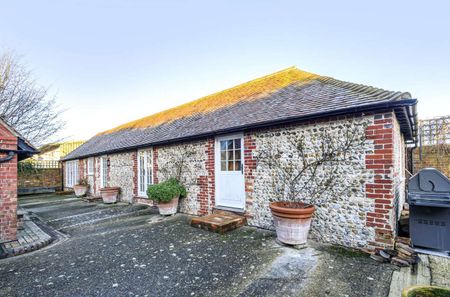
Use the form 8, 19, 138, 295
0, 52, 64, 146
256, 122, 368, 207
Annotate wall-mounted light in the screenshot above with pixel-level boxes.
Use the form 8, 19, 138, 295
107, 158, 110, 167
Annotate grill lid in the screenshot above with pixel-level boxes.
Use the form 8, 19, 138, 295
408, 168, 450, 207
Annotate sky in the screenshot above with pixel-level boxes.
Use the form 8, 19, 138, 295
1, 0, 449, 143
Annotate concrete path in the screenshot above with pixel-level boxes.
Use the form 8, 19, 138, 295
388, 254, 450, 297
0, 194, 395, 297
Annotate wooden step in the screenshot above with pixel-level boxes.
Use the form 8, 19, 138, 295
190, 211, 247, 234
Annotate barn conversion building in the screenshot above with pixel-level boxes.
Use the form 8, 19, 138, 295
63, 67, 418, 250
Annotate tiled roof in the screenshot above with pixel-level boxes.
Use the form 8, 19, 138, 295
0, 117, 38, 160
65, 67, 413, 160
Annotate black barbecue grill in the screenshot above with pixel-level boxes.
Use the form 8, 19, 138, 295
408, 168, 450, 253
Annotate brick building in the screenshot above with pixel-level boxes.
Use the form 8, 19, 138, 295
0, 118, 37, 242
63, 67, 418, 250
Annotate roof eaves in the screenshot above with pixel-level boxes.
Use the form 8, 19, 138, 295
62, 99, 418, 161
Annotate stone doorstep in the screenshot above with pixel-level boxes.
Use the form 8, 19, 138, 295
190, 211, 247, 234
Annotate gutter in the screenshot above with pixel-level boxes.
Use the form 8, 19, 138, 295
63, 99, 418, 161
0, 151, 15, 163
0, 147, 40, 163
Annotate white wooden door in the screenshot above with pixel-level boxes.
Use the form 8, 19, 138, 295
138, 149, 153, 197
100, 156, 108, 188
215, 134, 245, 210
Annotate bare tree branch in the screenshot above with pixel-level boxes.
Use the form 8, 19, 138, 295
0, 51, 65, 146
256, 121, 368, 207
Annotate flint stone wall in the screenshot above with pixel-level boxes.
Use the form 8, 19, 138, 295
156, 140, 208, 214
248, 116, 377, 248
109, 152, 135, 202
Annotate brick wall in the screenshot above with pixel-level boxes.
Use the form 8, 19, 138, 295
78, 158, 85, 182
0, 124, 18, 241
94, 156, 102, 194
243, 133, 257, 220
365, 112, 397, 249
132, 151, 138, 197
198, 138, 215, 215
153, 148, 159, 184
18, 168, 62, 189
413, 146, 450, 177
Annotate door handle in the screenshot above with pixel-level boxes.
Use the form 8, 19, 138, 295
241, 163, 244, 174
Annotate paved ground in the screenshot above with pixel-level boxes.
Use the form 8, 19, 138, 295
429, 255, 450, 288
0, 217, 53, 258
0, 194, 396, 297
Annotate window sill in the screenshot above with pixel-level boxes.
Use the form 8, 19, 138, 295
134, 196, 149, 199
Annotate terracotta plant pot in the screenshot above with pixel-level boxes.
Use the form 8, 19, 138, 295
73, 185, 88, 197
157, 197, 179, 215
269, 201, 315, 245
100, 187, 120, 204
402, 286, 450, 297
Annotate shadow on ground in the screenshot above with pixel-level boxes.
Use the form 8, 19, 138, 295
0, 194, 395, 297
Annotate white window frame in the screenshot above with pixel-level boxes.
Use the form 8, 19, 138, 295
87, 157, 94, 175
100, 156, 108, 188
65, 160, 79, 188
138, 149, 153, 197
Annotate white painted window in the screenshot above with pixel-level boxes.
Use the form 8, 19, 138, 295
138, 149, 153, 197
100, 156, 108, 188
65, 160, 79, 188
219, 138, 242, 172
87, 157, 94, 175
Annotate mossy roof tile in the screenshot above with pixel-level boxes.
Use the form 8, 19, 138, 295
65, 67, 412, 160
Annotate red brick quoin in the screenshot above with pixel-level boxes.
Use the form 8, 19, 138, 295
243, 133, 257, 219
0, 124, 18, 241
198, 138, 215, 215
365, 112, 397, 250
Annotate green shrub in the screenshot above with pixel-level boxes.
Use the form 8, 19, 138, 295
147, 178, 187, 203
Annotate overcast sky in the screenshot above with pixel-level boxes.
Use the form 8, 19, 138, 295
1, 0, 449, 143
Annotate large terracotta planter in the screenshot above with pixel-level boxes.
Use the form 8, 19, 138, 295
269, 201, 315, 245
402, 285, 450, 297
100, 187, 120, 204
73, 185, 88, 197
157, 197, 179, 215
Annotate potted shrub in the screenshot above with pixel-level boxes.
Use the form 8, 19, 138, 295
73, 178, 89, 197
402, 285, 450, 297
147, 178, 187, 215
257, 123, 367, 245
100, 187, 120, 204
